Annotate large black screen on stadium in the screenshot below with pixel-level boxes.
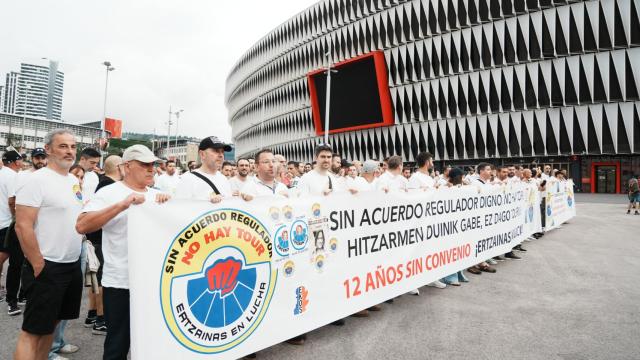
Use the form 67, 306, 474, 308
308, 52, 391, 134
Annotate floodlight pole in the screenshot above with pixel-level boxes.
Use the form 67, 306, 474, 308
323, 44, 338, 145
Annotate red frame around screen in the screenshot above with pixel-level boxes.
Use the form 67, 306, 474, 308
307, 51, 393, 136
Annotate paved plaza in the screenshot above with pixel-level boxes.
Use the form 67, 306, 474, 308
1, 194, 638, 360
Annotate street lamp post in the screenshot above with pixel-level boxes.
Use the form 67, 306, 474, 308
166, 105, 173, 159
174, 109, 184, 149
101, 61, 115, 167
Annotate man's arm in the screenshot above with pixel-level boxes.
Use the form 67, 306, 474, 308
15, 205, 44, 276
76, 194, 143, 234
8, 196, 16, 217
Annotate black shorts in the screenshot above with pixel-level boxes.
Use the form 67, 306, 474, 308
0, 227, 8, 253
22, 259, 83, 335
94, 243, 104, 287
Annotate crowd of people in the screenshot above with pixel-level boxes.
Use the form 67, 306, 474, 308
0, 128, 584, 360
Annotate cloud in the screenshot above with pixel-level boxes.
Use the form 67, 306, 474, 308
0, 0, 318, 142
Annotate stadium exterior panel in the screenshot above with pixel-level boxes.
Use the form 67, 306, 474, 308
226, 0, 640, 193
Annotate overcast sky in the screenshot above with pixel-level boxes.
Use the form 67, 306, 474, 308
0, 0, 318, 142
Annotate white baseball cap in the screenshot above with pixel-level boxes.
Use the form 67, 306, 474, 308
122, 144, 163, 164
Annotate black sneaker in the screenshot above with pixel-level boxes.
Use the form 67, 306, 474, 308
505, 252, 522, 260
84, 316, 97, 328
514, 245, 527, 252
92, 322, 107, 336
494, 255, 507, 261
331, 319, 345, 326
17, 298, 27, 306
8, 302, 22, 316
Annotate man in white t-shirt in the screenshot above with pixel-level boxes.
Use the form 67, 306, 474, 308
0, 150, 22, 314
79, 147, 101, 202
240, 149, 288, 201
437, 166, 452, 188
376, 156, 408, 193
287, 161, 301, 188
345, 160, 379, 193
76, 144, 170, 360
407, 152, 436, 191
175, 136, 232, 202
229, 158, 251, 196
406, 152, 446, 290
296, 144, 342, 197
13, 130, 84, 360
154, 159, 181, 195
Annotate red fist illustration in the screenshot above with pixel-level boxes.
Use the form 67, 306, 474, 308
206, 257, 242, 297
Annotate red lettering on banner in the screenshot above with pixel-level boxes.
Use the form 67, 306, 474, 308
181, 241, 201, 265
236, 228, 265, 257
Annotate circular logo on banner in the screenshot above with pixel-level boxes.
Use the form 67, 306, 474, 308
160, 209, 276, 354
274, 225, 290, 257
290, 220, 309, 250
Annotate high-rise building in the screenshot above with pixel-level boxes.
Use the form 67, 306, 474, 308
13, 60, 64, 121
2, 72, 19, 114
0, 85, 4, 112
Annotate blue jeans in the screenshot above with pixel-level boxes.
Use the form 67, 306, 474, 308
48, 241, 87, 359
442, 271, 465, 284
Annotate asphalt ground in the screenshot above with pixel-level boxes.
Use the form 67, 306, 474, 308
0, 193, 638, 360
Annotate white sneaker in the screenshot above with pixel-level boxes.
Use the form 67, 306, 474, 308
408, 289, 420, 296
486, 258, 498, 265
58, 344, 79, 354
50, 355, 69, 360
426, 280, 446, 289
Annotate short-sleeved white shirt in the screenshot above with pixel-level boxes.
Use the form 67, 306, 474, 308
240, 177, 288, 198
82, 181, 160, 289
0, 166, 18, 229
16, 167, 83, 263
9, 169, 36, 198
376, 172, 408, 192
346, 176, 377, 192
174, 169, 231, 200
297, 170, 341, 196
407, 171, 435, 190
82, 171, 100, 202
155, 173, 181, 195
229, 176, 248, 194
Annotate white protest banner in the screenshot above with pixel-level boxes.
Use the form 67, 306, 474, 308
543, 180, 576, 230
128, 182, 568, 359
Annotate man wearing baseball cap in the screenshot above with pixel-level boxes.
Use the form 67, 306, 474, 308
76, 144, 170, 359
175, 135, 232, 203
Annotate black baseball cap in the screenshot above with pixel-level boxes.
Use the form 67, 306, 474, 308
449, 167, 465, 178
2, 150, 22, 163
199, 136, 232, 152
31, 148, 46, 157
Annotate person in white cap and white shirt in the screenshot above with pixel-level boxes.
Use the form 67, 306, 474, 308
240, 149, 288, 201
175, 136, 232, 202
345, 160, 379, 193
75, 144, 170, 360
13, 130, 84, 360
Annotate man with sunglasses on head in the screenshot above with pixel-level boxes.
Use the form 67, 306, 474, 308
175, 136, 232, 203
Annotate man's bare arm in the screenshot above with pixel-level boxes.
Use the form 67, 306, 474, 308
15, 205, 44, 276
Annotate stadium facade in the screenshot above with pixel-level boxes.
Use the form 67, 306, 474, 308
226, 0, 640, 193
